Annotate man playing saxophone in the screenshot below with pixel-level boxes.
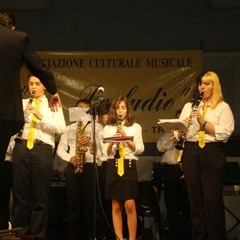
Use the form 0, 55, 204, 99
56, 99, 103, 240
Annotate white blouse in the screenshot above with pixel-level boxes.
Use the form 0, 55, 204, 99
179, 101, 234, 143
100, 122, 144, 161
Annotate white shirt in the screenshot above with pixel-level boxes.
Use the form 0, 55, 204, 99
21, 95, 66, 148
101, 123, 144, 161
157, 131, 182, 164
5, 95, 66, 161
56, 121, 103, 164
179, 100, 234, 143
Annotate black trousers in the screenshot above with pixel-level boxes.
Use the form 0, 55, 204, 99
64, 163, 96, 240
0, 119, 22, 230
64, 163, 84, 240
0, 161, 12, 229
163, 164, 192, 240
12, 142, 53, 240
182, 142, 227, 240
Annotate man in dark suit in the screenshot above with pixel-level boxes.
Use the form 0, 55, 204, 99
0, 9, 61, 230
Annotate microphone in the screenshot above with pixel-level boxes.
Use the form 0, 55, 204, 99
92, 87, 104, 107
97, 87, 104, 102
97, 87, 104, 96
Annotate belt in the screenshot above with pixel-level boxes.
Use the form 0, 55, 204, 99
17, 138, 49, 145
108, 159, 136, 168
185, 141, 225, 147
108, 159, 136, 162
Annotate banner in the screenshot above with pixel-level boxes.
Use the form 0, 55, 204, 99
21, 51, 202, 142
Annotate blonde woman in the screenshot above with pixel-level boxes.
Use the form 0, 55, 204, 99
179, 71, 234, 240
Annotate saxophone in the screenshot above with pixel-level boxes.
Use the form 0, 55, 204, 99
74, 120, 89, 174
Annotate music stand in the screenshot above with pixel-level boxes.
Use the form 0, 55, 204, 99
68, 107, 91, 123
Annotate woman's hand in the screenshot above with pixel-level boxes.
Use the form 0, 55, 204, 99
192, 109, 204, 126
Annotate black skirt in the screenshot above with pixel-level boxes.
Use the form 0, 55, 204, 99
105, 159, 138, 200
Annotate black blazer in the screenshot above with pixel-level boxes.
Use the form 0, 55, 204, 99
0, 24, 57, 132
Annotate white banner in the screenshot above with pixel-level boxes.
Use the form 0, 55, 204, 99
21, 51, 202, 142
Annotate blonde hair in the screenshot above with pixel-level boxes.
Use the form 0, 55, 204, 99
201, 71, 224, 109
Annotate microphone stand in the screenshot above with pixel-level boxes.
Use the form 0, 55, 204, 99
90, 94, 103, 240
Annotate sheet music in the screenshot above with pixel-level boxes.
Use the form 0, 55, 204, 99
103, 136, 134, 143
68, 107, 91, 122
157, 119, 187, 131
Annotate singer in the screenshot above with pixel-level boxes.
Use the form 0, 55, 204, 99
0, 10, 61, 231
179, 71, 234, 240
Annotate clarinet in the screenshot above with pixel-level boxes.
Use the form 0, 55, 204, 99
114, 115, 123, 159
175, 92, 203, 150
15, 91, 36, 143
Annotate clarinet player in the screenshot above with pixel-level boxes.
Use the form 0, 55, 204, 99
179, 71, 234, 240
101, 96, 144, 240
12, 76, 66, 240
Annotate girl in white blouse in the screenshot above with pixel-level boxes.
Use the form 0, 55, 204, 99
102, 96, 144, 240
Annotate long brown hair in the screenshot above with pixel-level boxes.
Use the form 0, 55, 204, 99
108, 96, 135, 127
